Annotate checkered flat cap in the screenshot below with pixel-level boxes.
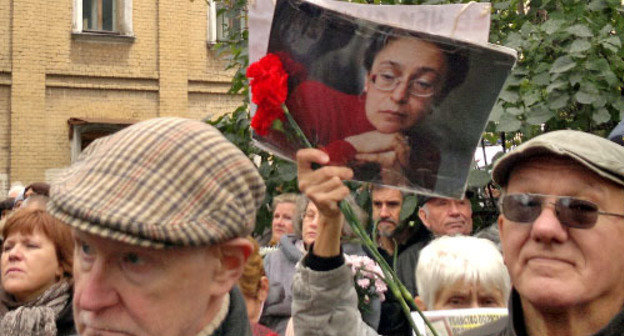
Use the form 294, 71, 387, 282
48, 117, 266, 248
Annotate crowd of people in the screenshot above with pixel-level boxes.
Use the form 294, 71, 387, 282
0, 117, 621, 336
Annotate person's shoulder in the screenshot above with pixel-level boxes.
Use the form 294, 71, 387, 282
460, 316, 510, 336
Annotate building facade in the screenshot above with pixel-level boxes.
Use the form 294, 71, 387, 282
0, 0, 243, 193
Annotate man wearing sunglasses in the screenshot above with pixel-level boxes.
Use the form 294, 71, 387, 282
464, 130, 624, 336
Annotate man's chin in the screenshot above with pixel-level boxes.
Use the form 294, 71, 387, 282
377, 222, 397, 237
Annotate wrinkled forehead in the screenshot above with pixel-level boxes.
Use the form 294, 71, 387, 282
504, 155, 621, 193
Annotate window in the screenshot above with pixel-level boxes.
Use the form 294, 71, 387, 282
72, 0, 133, 36
208, 0, 245, 44
83, 0, 116, 32
68, 118, 136, 163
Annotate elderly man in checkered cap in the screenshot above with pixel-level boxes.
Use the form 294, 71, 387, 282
48, 118, 265, 336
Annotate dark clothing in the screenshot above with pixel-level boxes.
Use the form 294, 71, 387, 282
359, 226, 433, 336
213, 286, 253, 336
461, 289, 624, 336
56, 299, 77, 336
395, 231, 433, 297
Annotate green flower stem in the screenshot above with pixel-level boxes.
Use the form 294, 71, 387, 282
281, 105, 438, 336
282, 105, 312, 148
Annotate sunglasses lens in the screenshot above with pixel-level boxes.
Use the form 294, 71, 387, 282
557, 198, 598, 229
502, 194, 542, 223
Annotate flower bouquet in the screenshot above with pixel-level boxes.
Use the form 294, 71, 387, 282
345, 254, 388, 311
247, 53, 439, 336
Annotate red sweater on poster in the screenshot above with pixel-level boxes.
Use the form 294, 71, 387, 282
287, 80, 374, 165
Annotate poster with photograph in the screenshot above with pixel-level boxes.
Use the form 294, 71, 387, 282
252, 0, 517, 198
412, 308, 508, 336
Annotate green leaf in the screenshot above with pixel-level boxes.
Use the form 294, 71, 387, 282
400, 195, 418, 222
569, 72, 583, 86
612, 97, 624, 116
548, 93, 570, 109
546, 80, 567, 93
587, 0, 607, 11
550, 56, 576, 74
579, 81, 599, 94
499, 89, 520, 103
497, 113, 522, 132
467, 169, 491, 188
525, 105, 554, 125
532, 72, 550, 86
586, 58, 610, 72
504, 75, 524, 87
507, 107, 524, 116
492, 1, 510, 10
505, 32, 524, 49
604, 36, 622, 48
542, 19, 564, 35
276, 162, 297, 181
592, 95, 606, 108
523, 91, 540, 107
569, 39, 591, 53
567, 24, 593, 38
575, 91, 596, 105
488, 102, 504, 123
592, 107, 611, 124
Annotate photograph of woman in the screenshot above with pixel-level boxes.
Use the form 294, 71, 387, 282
255, 0, 516, 197
285, 29, 468, 190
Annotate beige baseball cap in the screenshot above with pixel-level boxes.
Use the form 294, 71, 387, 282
492, 130, 624, 189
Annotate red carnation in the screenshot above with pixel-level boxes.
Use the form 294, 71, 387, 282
247, 54, 289, 109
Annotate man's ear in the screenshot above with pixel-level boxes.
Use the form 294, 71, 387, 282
209, 237, 253, 296
418, 208, 431, 230
257, 276, 269, 302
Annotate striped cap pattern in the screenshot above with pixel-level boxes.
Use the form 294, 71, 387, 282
48, 117, 266, 248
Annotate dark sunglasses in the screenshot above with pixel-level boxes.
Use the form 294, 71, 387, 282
499, 193, 624, 229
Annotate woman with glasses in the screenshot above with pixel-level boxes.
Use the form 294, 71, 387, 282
260, 195, 370, 335
286, 30, 468, 190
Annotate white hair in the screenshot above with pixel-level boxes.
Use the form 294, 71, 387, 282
416, 235, 510, 309
7, 184, 25, 198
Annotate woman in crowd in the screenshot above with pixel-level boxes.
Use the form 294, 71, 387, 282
266, 193, 298, 247
260, 195, 369, 335
0, 208, 75, 336
415, 235, 510, 311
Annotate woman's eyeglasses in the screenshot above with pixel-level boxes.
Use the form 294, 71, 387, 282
370, 73, 436, 98
499, 193, 624, 229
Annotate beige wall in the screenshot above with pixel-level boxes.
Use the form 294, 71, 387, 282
0, 0, 241, 194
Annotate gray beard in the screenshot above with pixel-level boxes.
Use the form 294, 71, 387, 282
375, 218, 399, 238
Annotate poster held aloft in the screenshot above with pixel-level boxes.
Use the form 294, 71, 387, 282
250, 0, 516, 198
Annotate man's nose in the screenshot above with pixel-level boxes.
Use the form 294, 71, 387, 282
448, 202, 461, 215
379, 204, 391, 218
529, 202, 568, 244
75, 259, 119, 312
